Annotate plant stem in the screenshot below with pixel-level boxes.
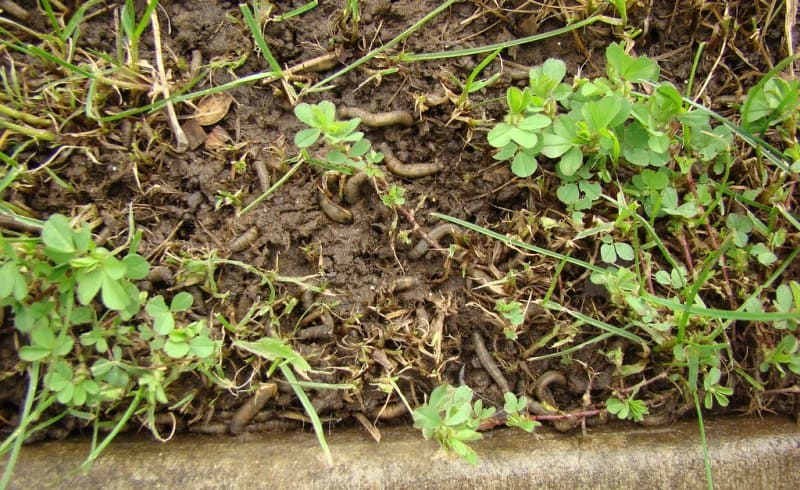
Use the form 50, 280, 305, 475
239, 159, 303, 216
79, 388, 144, 473
0, 361, 40, 490
309, 0, 460, 91
692, 390, 714, 490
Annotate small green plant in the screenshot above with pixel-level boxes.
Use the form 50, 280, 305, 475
606, 392, 649, 422
412, 385, 539, 465
293, 101, 384, 174
119, 0, 160, 67
702, 367, 733, 409
0, 213, 230, 483
381, 184, 406, 208
494, 299, 525, 339
412, 384, 496, 465
503, 392, 539, 432
760, 334, 800, 376
488, 43, 732, 220
234, 335, 352, 466
214, 189, 245, 210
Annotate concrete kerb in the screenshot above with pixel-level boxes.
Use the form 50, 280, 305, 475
3, 415, 799, 489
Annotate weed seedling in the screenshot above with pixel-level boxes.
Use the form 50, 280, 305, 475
294, 100, 384, 174
234, 335, 352, 466
413, 384, 495, 465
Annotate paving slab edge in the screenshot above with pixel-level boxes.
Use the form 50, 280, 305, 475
3, 415, 799, 489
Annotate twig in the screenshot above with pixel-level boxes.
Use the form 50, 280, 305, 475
150, 9, 188, 152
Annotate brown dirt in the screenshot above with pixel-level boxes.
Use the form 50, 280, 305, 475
1, 0, 798, 442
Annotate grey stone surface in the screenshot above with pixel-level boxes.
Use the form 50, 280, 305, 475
3, 416, 799, 489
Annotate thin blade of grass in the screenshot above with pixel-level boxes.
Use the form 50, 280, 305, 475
399, 15, 619, 61
542, 300, 647, 344
279, 364, 333, 467
240, 3, 285, 77
274, 1, 318, 22
308, 0, 460, 92
432, 212, 604, 273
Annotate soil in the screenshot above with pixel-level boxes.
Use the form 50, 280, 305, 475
1, 0, 798, 442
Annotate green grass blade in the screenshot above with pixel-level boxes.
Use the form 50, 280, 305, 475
78, 388, 144, 473
240, 3, 285, 76
432, 212, 604, 273
740, 54, 800, 133
0, 361, 40, 489
39, 0, 64, 40
279, 364, 333, 467
528, 332, 614, 361
399, 15, 619, 61
62, 0, 106, 42
542, 300, 647, 344
239, 159, 302, 215
274, 0, 318, 22
309, 0, 460, 92
133, 0, 160, 41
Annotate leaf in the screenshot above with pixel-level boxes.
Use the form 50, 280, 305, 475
556, 183, 579, 205
541, 58, 567, 84
42, 214, 75, 253
655, 271, 671, 286
557, 147, 583, 176
506, 86, 525, 113
101, 273, 130, 311
234, 337, 312, 373
511, 150, 538, 177
648, 132, 670, 154
0, 262, 27, 300
606, 42, 659, 83
293, 103, 316, 127
615, 242, 635, 261
510, 127, 538, 149
518, 114, 551, 132
170, 291, 194, 312
316, 100, 336, 126
164, 340, 191, 358
349, 138, 370, 157
412, 403, 442, 430
775, 284, 793, 311
189, 336, 216, 358
326, 150, 348, 165
122, 254, 150, 280
338, 119, 361, 139
493, 142, 517, 161
541, 131, 572, 158
487, 123, 513, 148
600, 243, 617, 263
53, 335, 74, 357
194, 92, 234, 126
30, 325, 56, 349
146, 296, 169, 317
583, 97, 624, 132
449, 439, 478, 465
101, 254, 126, 280
76, 268, 103, 305
19, 345, 52, 361
294, 128, 320, 148
153, 311, 175, 336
